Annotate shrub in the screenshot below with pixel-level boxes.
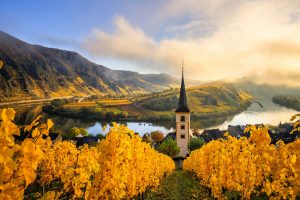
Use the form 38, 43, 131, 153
51, 99, 66, 107
188, 138, 205, 152
65, 127, 88, 138
156, 138, 180, 158
150, 131, 165, 144
95, 133, 106, 140
78, 128, 88, 136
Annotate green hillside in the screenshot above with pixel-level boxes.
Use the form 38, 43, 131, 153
41, 83, 252, 122
138, 83, 252, 118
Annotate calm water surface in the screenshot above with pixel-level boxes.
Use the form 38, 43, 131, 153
212, 102, 297, 130
13, 101, 298, 136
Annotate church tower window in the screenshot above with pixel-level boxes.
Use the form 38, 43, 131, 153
180, 116, 185, 122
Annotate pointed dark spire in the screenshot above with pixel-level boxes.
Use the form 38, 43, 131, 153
176, 60, 190, 112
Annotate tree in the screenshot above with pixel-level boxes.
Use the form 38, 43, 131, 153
142, 133, 152, 144
65, 127, 81, 139
51, 99, 66, 107
95, 133, 106, 140
78, 128, 88, 136
150, 131, 164, 144
117, 111, 128, 119
105, 111, 116, 120
156, 138, 180, 158
80, 107, 91, 114
188, 138, 205, 152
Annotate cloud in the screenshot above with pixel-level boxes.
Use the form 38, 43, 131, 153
165, 20, 217, 38
84, 17, 156, 62
82, 0, 300, 87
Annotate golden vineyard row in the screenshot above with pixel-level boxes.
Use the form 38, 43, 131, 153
0, 108, 175, 200
183, 125, 300, 199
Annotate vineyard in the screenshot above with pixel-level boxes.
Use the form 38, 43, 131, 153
0, 108, 175, 199
183, 124, 300, 199
0, 108, 300, 199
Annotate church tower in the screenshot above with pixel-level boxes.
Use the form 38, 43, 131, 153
175, 61, 190, 158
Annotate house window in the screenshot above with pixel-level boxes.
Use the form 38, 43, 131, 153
181, 125, 185, 130
180, 116, 185, 122
180, 135, 185, 139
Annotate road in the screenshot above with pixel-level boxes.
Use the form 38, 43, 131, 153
0, 96, 74, 107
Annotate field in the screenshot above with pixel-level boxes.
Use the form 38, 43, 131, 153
55, 83, 252, 121
64, 99, 132, 108
63, 101, 97, 108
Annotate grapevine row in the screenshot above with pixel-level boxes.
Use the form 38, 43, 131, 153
183, 125, 300, 199
0, 108, 175, 199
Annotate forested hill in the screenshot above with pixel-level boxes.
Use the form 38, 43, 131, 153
0, 31, 200, 101
138, 83, 252, 117
273, 96, 300, 111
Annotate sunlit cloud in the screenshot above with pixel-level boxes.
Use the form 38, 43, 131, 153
83, 0, 300, 86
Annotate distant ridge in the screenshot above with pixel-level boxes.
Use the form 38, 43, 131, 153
0, 31, 202, 101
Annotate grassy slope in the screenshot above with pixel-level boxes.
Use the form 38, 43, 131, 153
138, 83, 252, 116
58, 83, 252, 120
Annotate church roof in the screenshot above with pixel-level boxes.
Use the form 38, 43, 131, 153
176, 67, 190, 112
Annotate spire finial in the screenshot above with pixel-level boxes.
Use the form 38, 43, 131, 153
176, 59, 190, 113
181, 59, 184, 77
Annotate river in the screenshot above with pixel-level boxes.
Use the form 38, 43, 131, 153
11, 100, 298, 136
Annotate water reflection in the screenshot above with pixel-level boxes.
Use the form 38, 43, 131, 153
86, 122, 174, 135
213, 103, 297, 130
12, 101, 298, 136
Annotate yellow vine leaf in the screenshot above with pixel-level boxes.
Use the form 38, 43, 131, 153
291, 114, 300, 121
31, 128, 40, 138
47, 119, 54, 130
39, 191, 61, 200
1, 108, 16, 122
23, 168, 36, 187
0, 108, 51, 199
31, 115, 42, 126
291, 155, 297, 164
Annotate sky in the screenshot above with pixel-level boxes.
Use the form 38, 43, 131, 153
1, 0, 300, 86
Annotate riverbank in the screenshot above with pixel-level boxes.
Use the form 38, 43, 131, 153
42, 100, 252, 122
273, 96, 300, 111
9, 99, 298, 137
0, 96, 73, 108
